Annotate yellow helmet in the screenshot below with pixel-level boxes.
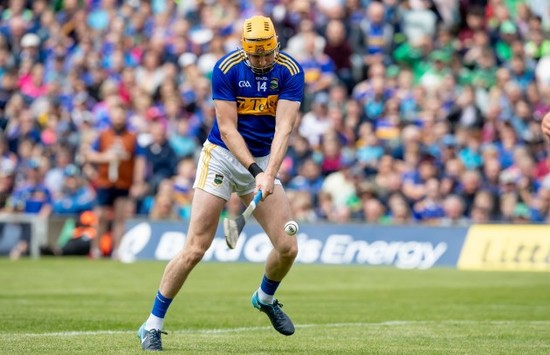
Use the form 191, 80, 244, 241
241, 16, 279, 74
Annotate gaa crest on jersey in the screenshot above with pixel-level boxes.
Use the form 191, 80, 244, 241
213, 174, 224, 186
270, 78, 279, 91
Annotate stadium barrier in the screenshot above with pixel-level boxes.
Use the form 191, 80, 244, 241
118, 220, 466, 268
1, 215, 548, 271
118, 220, 550, 271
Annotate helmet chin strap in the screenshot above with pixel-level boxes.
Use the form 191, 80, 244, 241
239, 48, 279, 75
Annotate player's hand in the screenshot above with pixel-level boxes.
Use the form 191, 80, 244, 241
255, 172, 274, 200
541, 112, 550, 138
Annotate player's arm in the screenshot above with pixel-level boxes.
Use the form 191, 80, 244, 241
265, 99, 300, 179
255, 99, 300, 198
215, 99, 256, 169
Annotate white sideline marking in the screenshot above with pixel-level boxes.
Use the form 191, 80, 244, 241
11, 320, 550, 338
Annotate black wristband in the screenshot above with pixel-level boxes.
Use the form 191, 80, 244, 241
248, 162, 263, 178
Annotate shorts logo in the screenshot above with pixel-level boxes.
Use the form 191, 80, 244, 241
270, 78, 279, 91
213, 174, 224, 186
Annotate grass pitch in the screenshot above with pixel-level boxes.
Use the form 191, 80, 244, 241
0, 258, 549, 354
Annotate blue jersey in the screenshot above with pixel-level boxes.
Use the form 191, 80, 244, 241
208, 50, 305, 157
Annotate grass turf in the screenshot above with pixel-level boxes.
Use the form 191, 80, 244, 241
0, 258, 548, 354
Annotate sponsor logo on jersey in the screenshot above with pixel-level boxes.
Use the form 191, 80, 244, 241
238, 81, 252, 88
236, 95, 279, 116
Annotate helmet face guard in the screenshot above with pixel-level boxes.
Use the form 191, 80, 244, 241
241, 16, 279, 75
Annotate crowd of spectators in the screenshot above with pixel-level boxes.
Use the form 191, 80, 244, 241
1, 0, 550, 243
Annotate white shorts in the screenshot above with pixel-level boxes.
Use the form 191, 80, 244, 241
193, 141, 281, 201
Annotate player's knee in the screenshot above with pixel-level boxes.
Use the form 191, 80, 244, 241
278, 242, 298, 262
181, 244, 207, 267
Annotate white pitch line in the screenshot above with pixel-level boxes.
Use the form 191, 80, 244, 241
8, 320, 550, 338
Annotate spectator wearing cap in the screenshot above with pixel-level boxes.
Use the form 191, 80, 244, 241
511, 202, 533, 224
18, 32, 43, 64
419, 50, 452, 92
52, 164, 96, 215
495, 20, 518, 64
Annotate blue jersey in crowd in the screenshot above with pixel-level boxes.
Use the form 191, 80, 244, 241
208, 50, 304, 157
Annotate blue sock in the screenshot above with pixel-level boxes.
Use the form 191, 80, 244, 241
260, 275, 280, 298
151, 290, 173, 318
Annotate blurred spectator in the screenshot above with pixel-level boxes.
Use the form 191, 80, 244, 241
84, 103, 146, 258
4, 157, 51, 259
144, 120, 177, 195
169, 157, 195, 219
439, 194, 469, 226
52, 164, 96, 215
357, 1, 394, 71
320, 156, 360, 218
288, 190, 317, 223
0, 158, 16, 210
294, 31, 335, 111
323, 19, 354, 92
287, 156, 324, 199
413, 177, 446, 223
148, 179, 178, 221
298, 92, 331, 149
362, 198, 387, 224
